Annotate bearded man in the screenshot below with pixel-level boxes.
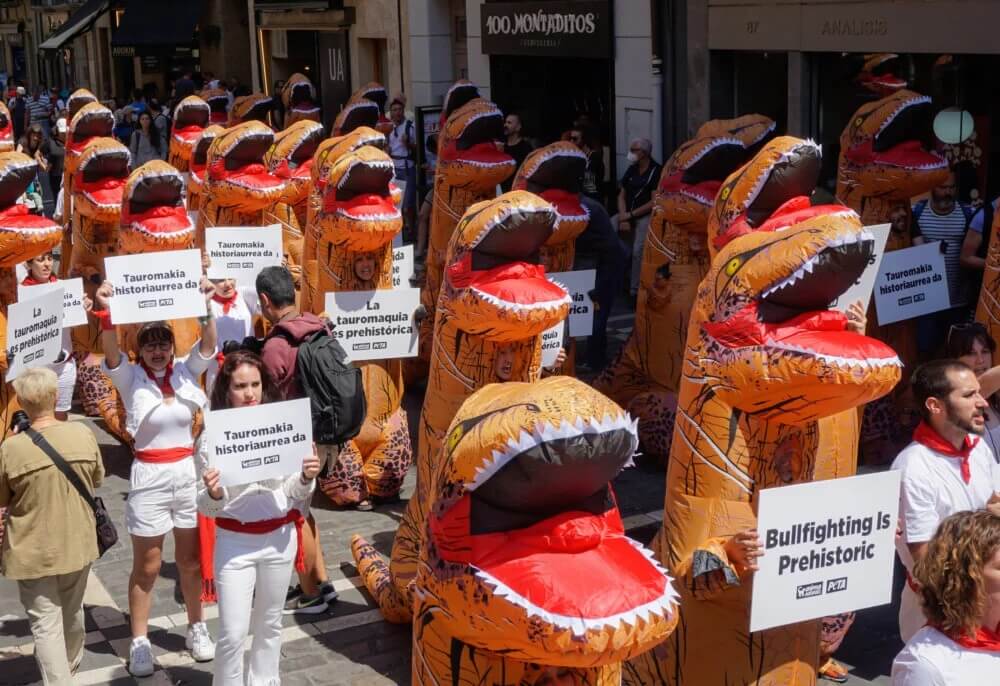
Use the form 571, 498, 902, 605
892, 359, 1000, 642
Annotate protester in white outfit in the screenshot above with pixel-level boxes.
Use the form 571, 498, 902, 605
891, 509, 1000, 685
196, 350, 321, 685
205, 276, 259, 395
20, 252, 90, 419
94, 278, 218, 677
892, 359, 1000, 642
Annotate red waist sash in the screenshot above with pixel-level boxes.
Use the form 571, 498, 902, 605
134, 446, 194, 463
215, 509, 306, 573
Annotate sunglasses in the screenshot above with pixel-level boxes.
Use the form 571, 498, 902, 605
947, 321, 989, 345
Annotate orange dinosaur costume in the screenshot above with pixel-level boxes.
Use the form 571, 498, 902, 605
623, 137, 901, 686
262, 120, 324, 288
229, 93, 273, 127
185, 124, 223, 213
355, 82, 391, 134
977, 213, 1000, 342
594, 115, 775, 463
414, 98, 516, 376
438, 80, 481, 129
836, 90, 948, 460
310, 146, 412, 505
200, 88, 229, 125
280, 73, 320, 127
167, 95, 210, 172
332, 90, 381, 137
411, 376, 679, 685
196, 121, 285, 247
0, 103, 13, 152
352, 191, 570, 622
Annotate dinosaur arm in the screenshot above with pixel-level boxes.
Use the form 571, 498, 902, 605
674, 537, 745, 600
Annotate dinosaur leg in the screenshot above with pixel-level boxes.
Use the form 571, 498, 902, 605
93, 365, 131, 447
362, 407, 412, 500
76, 356, 105, 418
628, 389, 678, 467
349, 502, 417, 624
317, 440, 366, 507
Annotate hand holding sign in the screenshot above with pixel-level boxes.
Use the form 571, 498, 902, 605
725, 529, 764, 574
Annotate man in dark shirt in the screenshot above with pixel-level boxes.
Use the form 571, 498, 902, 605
615, 138, 662, 297
570, 125, 605, 204
501, 113, 533, 191
10, 86, 26, 143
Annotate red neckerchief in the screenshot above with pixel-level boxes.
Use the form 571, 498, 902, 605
21, 274, 56, 286
139, 359, 175, 398
212, 292, 238, 315
913, 421, 979, 484
938, 624, 1000, 652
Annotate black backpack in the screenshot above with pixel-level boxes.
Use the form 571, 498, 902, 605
291, 328, 366, 446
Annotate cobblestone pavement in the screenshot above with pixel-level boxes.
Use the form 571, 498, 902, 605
0, 308, 902, 685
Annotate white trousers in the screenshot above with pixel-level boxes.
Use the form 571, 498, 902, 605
213, 525, 296, 686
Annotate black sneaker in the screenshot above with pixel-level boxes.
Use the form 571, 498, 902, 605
320, 582, 339, 603
285, 584, 304, 603
283, 592, 329, 615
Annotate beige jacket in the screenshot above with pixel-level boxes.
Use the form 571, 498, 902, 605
0, 422, 104, 580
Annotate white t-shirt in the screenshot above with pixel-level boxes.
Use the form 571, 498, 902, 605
892, 436, 1000, 640
892, 626, 1000, 685
388, 120, 414, 174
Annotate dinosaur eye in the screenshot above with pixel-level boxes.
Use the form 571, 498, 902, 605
720, 186, 731, 200
854, 117, 863, 127
724, 257, 741, 276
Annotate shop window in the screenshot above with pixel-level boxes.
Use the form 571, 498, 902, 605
710, 51, 788, 135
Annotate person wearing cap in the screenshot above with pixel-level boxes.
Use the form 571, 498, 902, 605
93, 278, 219, 677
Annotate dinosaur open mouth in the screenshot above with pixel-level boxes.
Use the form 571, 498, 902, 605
0, 112, 10, 137
67, 92, 96, 119
522, 148, 589, 227
431, 413, 677, 635
206, 95, 229, 123
287, 127, 324, 170
0, 203, 61, 238
326, 157, 399, 221
850, 96, 947, 171
361, 86, 387, 112
453, 111, 512, 167
663, 138, 747, 205
290, 81, 316, 107
77, 149, 129, 206
211, 132, 284, 192
174, 100, 210, 131
0, 157, 42, 206
68, 111, 114, 152
238, 97, 273, 124
338, 100, 380, 133
443, 82, 480, 119
124, 171, 191, 238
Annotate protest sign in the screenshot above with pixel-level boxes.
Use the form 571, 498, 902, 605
831, 223, 891, 313
104, 249, 206, 325
392, 244, 414, 288
18, 277, 87, 328
873, 241, 950, 326
5, 288, 64, 381
548, 270, 595, 338
205, 397, 313, 488
540, 322, 565, 367
205, 225, 283, 284
325, 288, 420, 361
749, 470, 900, 633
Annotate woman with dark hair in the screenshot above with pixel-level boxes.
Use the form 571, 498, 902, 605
196, 350, 321, 686
944, 322, 1000, 458
94, 278, 218, 676
892, 509, 1000, 684
130, 110, 164, 166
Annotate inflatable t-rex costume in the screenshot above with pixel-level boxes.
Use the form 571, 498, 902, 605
0, 103, 13, 152
332, 92, 381, 137
229, 93, 273, 127
185, 125, 223, 214
59, 102, 114, 278
836, 90, 948, 459
200, 88, 230, 125
280, 73, 320, 127
858, 53, 907, 96
356, 82, 391, 134
414, 99, 516, 376
594, 115, 775, 463
196, 121, 285, 247
167, 95, 210, 172
300, 127, 386, 313
352, 191, 571, 622
262, 120, 323, 288
977, 214, 1000, 343
623, 137, 902, 686
311, 146, 412, 505
439, 79, 480, 129
411, 376, 679, 685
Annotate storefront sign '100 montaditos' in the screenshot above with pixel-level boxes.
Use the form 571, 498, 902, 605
481, 1, 609, 57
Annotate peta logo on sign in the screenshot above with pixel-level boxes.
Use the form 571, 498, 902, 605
826, 577, 848, 594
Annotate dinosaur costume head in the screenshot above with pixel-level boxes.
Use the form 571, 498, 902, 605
437, 98, 516, 190
200, 88, 230, 124
416, 376, 677, 671
66, 89, 97, 120
0, 152, 62, 261
0, 103, 13, 152
444, 191, 570, 342
439, 79, 480, 128
836, 89, 948, 206
332, 95, 381, 136
858, 53, 907, 96
321, 146, 400, 252
281, 73, 320, 125
205, 121, 285, 211
701, 137, 901, 422
187, 124, 224, 203
511, 142, 589, 249
170, 95, 210, 156
67, 102, 114, 156
119, 161, 193, 253
265, 120, 324, 206
73, 138, 130, 225
229, 93, 274, 127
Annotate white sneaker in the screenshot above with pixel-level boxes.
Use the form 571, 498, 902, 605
128, 636, 155, 678
186, 621, 215, 662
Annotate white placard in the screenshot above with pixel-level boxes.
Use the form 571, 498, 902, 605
548, 270, 595, 338
540, 322, 564, 367
205, 397, 313, 488
205, 225, 283, 284
324, 288, 420, 361
5, 288, 64, 380
104, 249, 206, 325
750, 470, 901, 633
392, 244, 414, 288
831, 223, 891, 314
18, 277, 87, 328
873, 241, 951, 325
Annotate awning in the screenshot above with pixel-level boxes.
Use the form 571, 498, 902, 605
39, 0, 109, 51
111, 0, 203, 51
